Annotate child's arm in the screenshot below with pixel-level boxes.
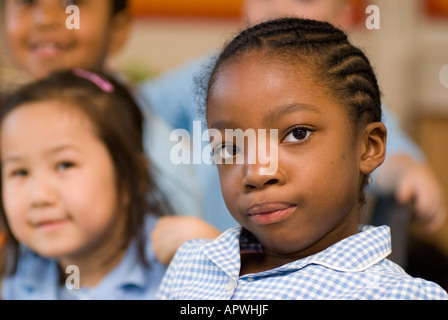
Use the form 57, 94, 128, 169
373, 107, 446, 235
374, 153, 447, 235
151, 216, 221, 265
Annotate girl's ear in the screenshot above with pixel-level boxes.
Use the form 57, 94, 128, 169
359, 122, 387, 175
108, 11, 132, 55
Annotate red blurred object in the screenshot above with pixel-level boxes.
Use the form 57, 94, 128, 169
424, 0, 448, 18
129, 0, 243, 19
0, 231, 5, 249
349, 0, 367, 26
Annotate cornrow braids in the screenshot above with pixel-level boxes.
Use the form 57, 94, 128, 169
206, 17, 382, 129
202, 17, 383, 207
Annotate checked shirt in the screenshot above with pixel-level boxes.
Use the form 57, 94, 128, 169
157, 225, 448, 300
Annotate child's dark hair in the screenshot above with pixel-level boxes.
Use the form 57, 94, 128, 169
112, 0, 128, 15
201, 17, 383, 205
0, 69, 172, 276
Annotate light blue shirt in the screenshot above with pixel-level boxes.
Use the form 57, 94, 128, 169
156, 225, 448, 300
139, 54, 425, 231
1, 215, 166, 300
137, 91, 203, 218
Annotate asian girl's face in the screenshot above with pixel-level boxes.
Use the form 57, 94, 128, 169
207, 52, 386, 259
0, 100, 126, 261
4, 0, 130, 79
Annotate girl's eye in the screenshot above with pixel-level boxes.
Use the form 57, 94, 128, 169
62, 0, 82, 6
283, 127, 312, 143
212, 144, 241, 161
57, 162, 75, 171
16, 0, 36, 6
11, 169, 29, 178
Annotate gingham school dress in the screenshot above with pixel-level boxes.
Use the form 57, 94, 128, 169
156, 225, 448, 300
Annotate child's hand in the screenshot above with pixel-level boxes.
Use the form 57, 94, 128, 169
376, 154, 447, 235
151, 216, 221, 265
395, 160, 447, 235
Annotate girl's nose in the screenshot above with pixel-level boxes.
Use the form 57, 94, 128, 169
29, 175, 57, 208
242, 162, 285, 192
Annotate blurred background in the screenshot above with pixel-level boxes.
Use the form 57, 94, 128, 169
1, 0, 448, 288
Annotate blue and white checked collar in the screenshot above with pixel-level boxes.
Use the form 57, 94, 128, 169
202, 225, 391, 279
158, 224, 448, 299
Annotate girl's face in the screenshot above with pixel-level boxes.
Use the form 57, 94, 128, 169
207, 52, 385, 259
0, 100, 125, 261
4, 0, 129, 79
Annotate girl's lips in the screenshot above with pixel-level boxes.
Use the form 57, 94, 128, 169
247, 203, 297, 225
28, 39, 73, 59
34, 218, 70, 232
31, 42, 67, 59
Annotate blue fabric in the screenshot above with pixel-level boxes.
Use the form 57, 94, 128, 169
139, 54, 237, 231
1, 215, 166, 300
137, 91, 203, 218
381, 107, 424, 162
156, 225, 448, 300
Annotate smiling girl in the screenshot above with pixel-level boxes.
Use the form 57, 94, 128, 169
0, 69, 172, 299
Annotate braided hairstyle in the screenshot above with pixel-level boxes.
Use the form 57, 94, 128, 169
202, 17, 383, 205
205, 17, 382, 128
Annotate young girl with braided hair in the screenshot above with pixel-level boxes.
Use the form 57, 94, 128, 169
156, 17, 448, 300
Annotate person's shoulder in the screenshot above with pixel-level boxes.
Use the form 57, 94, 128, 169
141, 52, 217, 87
372, 262, 448, 299
162, 238, 212, 275
174, 238, 211, 257
172, 226, 240, 263
1, 247, 58, 299
395, 276, 448, 300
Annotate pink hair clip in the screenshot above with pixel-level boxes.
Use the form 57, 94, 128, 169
73, 68, 115, 93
